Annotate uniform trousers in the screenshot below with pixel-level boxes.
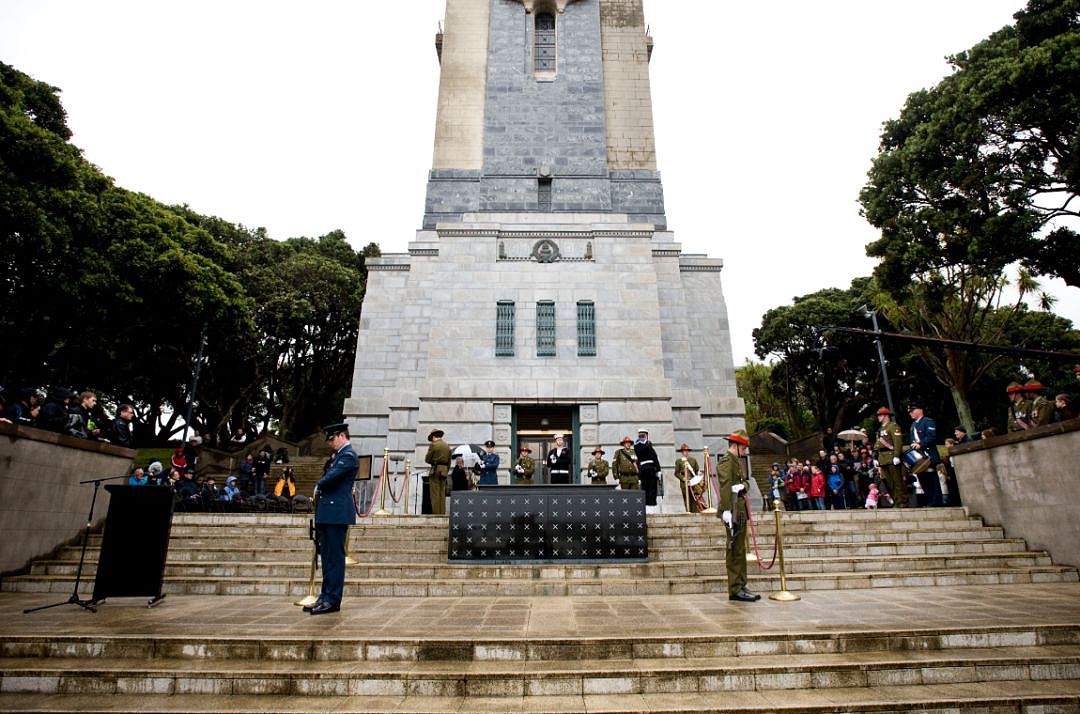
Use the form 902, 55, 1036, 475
640, 464, 659, 506
726, 495, 749, 595
317, 523, 348, 606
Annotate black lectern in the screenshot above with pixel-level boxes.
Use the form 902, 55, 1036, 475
91, 485, 174, 606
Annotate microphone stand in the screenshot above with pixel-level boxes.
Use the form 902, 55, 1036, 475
24, 475, 124, 614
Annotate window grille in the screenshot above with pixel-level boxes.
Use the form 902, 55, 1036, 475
536, 301, 556, 356
496, 301, 515, 356
535, 13, 556, 73
577, 301, 596, 356
538, 177, 552, 211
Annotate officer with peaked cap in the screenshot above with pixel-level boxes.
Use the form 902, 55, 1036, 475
305, 422, 359, 615
717, 429, 758, 601
424, 427, 451, 514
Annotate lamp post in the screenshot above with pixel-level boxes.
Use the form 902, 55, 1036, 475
858, 305, 895, 417
183, 326, 207, 443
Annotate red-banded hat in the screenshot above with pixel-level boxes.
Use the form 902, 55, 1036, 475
726, 429, 750, 446
876, 407, 892, 416
1023, 379, 1045, 392
1006, 382, 1024, 394
621, 436, 633, 445
519, 444, 532, 452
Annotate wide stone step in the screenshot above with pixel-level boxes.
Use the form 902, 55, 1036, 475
3, 682, 1079, 713
2, 645, 1079, 698
7, 623, 1077, 662
28, 550, 1056, 579
6, 565, 1076, 596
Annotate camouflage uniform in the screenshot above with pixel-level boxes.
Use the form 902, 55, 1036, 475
514, 452, 535, 485
674, 454, 702, 512
612, 442, 639, 490
424, 431, 451, 515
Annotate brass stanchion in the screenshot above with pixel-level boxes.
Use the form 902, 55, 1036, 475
768, 498, 800, 602
295, 521, 319, 607
744, 451, 757, 563
402, 459, 412, 516
701, 446, 717, 514
374, 447, 392, 516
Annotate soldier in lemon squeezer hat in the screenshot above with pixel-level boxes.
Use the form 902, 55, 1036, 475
674, 444, 703, 513
612, 437, 639, 490
874, 407, 906, 508
586, 446, 609, 485
1024, 380, 1053, 427
513, 444, 535, 485
716, 429, 759, 602
1006, 382, 1031, 432
424, 428, 451, 514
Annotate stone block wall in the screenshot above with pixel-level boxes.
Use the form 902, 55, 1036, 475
0, 422, 135, 574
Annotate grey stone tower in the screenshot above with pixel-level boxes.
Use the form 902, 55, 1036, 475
344, 0, 744, 510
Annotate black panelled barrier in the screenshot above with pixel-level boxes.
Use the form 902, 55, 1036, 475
448, 485, 647, 564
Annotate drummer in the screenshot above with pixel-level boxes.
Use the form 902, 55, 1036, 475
674, 444, 703, 513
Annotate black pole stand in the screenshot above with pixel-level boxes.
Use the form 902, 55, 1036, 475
24, 475, 122, 615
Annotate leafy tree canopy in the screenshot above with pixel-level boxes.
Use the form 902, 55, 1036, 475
859, 0, 1080, 290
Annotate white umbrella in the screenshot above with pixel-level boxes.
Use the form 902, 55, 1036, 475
837, 428, 866, 443
453, 443, 483, 468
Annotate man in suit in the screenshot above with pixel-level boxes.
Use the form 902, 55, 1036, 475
305, 422, 359, 615
907, 401, 943, 507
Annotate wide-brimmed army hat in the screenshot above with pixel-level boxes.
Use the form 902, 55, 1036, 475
726, 429, 750, 446
876, 407, 892, 416
427, 427, 445, 441
592, 446, 605, 455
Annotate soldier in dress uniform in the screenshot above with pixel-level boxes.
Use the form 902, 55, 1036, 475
674, 444, 703, 513
633, 428, 662, 507
716, 429, 760, 602
612, 437, 639, 490
547, 433, 572, 484
1006, 382, 1032, 431
1025, 380, 1053, 427
513, 445, 535, 484
478, 440, 500, 485
874, 407, 906, 508
424, 427, 451, 515
586, 447, 609, 485
303, 422, 359, 615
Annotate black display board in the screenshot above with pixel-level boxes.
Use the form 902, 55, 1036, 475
448, 485, 647, 563
91, 485, 174, 605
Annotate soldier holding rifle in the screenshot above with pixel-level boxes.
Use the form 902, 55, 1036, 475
717, 429, 760, 602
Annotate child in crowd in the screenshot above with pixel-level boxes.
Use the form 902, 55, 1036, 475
865, 482, 880, 510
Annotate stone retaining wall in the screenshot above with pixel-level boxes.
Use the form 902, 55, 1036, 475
0, 422, 135, 574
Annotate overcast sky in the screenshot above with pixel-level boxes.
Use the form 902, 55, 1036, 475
2, 0, 1075, 364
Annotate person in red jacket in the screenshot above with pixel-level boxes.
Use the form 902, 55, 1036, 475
810, 465, 826, 510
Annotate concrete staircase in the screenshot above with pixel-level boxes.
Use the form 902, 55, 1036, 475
1, 508, 1078, 712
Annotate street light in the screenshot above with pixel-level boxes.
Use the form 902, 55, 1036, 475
858, 305, 896, 417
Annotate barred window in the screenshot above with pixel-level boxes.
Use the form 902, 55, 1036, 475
538, 177, 552, 211
496, 301, 515, 357
536, 301, 556, 357
535, 12, 556, 73
577, 301, 596, 356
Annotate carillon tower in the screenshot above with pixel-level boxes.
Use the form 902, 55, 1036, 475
344, 0, 744, 509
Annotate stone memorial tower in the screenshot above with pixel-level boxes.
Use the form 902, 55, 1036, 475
344, 0, 744, 508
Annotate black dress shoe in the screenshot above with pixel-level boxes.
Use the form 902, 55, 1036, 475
301, 599, 324, 613
309, 601, 341, 615
729, 589, 760, 602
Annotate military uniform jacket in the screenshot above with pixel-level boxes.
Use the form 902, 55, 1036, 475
714, 452, 748, 514
587, 458, 609, 482
515, 456, 535, 479
612, 447, 638, 476
911, 417, 941, 465
315, 443, 359, 526
1032, 396, 1053, 426
674, 456, 700, 484
875, 421, 903, 456
425, 438, 451, 477
1008, 399, 1033, 431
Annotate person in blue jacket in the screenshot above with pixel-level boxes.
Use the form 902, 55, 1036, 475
478, 440, 500, 485
305, 422, 359, 615
826, 465, 846, 510
907, 401, 943, 507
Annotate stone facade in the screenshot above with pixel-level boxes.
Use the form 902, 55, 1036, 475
344, 0, 744, 511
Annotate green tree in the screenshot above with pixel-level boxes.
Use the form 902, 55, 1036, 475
735, 360, 813, 439
859, 0, 1080, 290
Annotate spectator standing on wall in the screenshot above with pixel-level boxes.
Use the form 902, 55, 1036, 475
253, 448, 272, 496
112, 404, 135, 448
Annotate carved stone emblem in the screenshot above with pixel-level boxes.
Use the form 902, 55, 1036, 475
532, 239, 561, 263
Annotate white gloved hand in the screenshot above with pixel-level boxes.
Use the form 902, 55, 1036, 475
892, 457, 901, 466
515, 465, 524, 474
732, 484, 745, 494
721, 510, 732, 526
